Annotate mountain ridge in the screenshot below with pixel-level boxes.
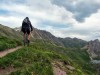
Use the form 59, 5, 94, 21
1, 24, 100, 60
14, 26, 87, 48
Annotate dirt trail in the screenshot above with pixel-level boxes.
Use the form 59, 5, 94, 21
0, 46, 22, 58
53, 66, 67, 75
0, 66, 15, 75
52, 61, 67, 75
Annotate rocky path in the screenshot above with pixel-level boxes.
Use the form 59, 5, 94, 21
52, 61, 67, 75
0, 46, 22, 58
0, 46, 22, 75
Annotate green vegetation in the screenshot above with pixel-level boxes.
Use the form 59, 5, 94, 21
0, 24, 22, 51
59, 38, 87, 48
0, 40, 97, 75
0, 36, 21, 51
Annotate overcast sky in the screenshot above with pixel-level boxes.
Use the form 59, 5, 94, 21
0, 0, 100, 40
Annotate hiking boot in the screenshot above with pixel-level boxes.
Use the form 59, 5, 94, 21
23, 40, 25, 46
27, 40, 30, 46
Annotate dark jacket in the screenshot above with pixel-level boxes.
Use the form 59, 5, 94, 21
21, 18, 33, 31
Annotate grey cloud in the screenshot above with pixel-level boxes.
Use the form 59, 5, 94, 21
61, 29, 91, 36
50, 0, 100, 22
37, 20, 72, 29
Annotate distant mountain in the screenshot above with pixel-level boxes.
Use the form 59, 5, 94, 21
87, 39, 100, 59
14, 26, 64, 46
15, 26, 87, 48
58, 37, 87, 48
1, 24, 87, 48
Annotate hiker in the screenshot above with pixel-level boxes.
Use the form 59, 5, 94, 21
21, 17, 33, 46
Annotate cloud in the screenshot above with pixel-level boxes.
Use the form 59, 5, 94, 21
0, 0, 74, 28
51, 0, 100, 22
48, 9, 100, 40
0, 0, 100, 41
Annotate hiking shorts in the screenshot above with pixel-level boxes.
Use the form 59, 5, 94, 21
22, 27, 30, 34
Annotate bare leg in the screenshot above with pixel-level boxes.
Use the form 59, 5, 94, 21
23, 33, 26, 41
27, 33, 31, 46
28, 33, 31, 40
23, 33, 26, 46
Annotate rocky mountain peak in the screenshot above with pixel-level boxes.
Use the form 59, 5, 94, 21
94, 39, 99, 42
87, 39, 100, 59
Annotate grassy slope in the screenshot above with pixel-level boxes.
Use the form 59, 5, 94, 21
0, 24, 22, 51
0, 40, 97, 75
0, 36, 21, 51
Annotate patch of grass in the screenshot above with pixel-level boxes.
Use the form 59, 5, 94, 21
0, 36, 21, 51
0, 46, 55, 75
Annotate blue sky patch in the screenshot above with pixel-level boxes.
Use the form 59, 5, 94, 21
0, 9, 10, 15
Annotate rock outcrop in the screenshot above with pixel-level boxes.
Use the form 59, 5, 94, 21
87, 39, 100, 59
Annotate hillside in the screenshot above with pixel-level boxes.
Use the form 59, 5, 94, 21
0, 24, 22, 51
0, 24, 86, 51
0, 40, 97, 75
0, 24, 22, 39
0, 24, 99, 75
